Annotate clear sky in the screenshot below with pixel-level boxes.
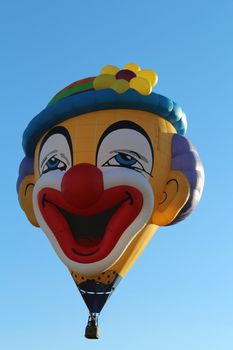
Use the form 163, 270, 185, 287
1, 0, 233, 349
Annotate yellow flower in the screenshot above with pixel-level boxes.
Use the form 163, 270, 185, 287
93, 63, 158, 96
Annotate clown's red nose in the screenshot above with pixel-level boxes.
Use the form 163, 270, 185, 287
61, 164, 104, 209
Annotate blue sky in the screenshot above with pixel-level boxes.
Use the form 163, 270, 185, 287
1, 0, 233, 349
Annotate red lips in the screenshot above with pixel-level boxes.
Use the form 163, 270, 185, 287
38, 164, 143, 263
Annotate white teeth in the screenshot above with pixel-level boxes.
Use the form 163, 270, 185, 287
33, 167, 154, 276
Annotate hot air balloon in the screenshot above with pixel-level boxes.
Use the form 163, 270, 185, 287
17, 63, 204, 339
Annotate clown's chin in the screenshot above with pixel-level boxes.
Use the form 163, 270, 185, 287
33, 168, 154, 275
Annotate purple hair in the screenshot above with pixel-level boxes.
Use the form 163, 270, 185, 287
169, 134, 204, 225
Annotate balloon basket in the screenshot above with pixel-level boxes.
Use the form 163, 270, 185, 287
85, 313, 100, 339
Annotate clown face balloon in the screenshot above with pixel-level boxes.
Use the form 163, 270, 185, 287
17, 63, 204, 334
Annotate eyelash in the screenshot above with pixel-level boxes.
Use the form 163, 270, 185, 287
102, 152, 152, 177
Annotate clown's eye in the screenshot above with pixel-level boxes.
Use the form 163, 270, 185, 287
103, 152, 144, 172
42, 156, 67, 174
96, 124, 154, 179
39, 130, 72, 176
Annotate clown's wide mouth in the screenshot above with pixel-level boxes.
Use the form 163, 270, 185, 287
38, 186, 143, 263
50, 194, 131, 253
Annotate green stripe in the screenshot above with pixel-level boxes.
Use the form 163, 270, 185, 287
47, 81, 94, 106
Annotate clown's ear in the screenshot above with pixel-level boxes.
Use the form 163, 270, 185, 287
18, 175, 39, 227
152, 170, 190, 226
